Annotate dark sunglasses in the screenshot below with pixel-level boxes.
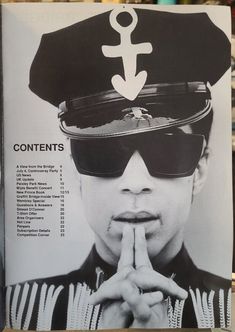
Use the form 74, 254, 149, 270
70, 132, 204, 178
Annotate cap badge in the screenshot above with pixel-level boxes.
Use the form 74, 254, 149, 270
124, 107, 153, 121
102, 8, 153, 101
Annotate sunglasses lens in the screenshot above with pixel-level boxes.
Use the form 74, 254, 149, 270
70, 138, 131, 177
141, 134, 204, 177
71, 133, 204, 178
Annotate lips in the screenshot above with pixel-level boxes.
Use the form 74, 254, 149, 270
113, 211, 158, 224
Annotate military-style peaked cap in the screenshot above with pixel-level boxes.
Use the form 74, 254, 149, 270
29, 8, 230, 139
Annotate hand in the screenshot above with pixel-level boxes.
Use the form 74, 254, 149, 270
130, 227, 188, 300
122, 226, 187, 328
89, 225, 188, 328
90, 225, 162, 328
89, 225, 135, 328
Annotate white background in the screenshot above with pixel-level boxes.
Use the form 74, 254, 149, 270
2, 3, 233, 285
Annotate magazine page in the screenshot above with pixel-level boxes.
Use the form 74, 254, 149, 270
2, 3, 232, 330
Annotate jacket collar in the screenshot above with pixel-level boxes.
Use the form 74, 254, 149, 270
77, 244, 197, 289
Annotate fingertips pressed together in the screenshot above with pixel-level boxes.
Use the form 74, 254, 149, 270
90, 225, 187, 309
118, 224, 134, 271
135, 226, 152, 269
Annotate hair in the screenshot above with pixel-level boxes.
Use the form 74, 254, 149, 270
190, 110, 213, 145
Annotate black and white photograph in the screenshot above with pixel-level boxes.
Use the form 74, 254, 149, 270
2, 3, 233, 330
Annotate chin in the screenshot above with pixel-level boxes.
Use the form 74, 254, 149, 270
105, 240, 122, 262
146, 238, 165, 259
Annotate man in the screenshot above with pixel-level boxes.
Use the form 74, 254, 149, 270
7, 6, 231, 330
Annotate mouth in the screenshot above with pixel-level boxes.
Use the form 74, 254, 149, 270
113, 211, 158, 224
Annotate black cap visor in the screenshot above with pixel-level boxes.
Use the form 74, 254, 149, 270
59, 83, 212, 139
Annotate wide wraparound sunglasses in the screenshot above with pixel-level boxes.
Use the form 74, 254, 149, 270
70, 132, 205, 178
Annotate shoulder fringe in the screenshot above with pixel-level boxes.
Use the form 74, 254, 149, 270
6, 282, 101, 330
189, 287, 231, 328
37, 283, 64, 330
66, 282, 101, 329
6, 282, 231, 330
6, 282, 64, 330
168, 297, 185, 328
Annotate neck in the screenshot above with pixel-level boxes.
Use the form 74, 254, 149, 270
95, 236, 120, 267
150, 233, 184, 270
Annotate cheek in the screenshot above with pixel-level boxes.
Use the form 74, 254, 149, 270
161, 177, 194, 222
80, 176, 115, 229
81, 176, 109, 201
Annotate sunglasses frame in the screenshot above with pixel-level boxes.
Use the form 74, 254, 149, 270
70, 133, 205, 179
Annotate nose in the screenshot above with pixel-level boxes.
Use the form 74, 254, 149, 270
118, 151, 154, 195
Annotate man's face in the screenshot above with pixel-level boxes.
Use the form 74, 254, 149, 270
78, 126, 208, 266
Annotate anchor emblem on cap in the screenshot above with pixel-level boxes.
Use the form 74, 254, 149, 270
102, 8, 153, 101
124, 107, 153, 120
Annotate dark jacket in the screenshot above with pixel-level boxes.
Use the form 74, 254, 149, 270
7, 245, 231, 330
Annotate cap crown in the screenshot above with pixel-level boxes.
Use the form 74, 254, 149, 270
29, 8, 230, 107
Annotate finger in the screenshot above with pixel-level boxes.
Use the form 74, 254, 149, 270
143, 291, 164, 306
134, 226, 152, 269
121, 281, 151, 322
120, 301, 131, 314
122, 291, 164, 309
102, 264, 134, 287
118, 224, 134, 271
89, 280, 124, 305
89, 277, 135, 305
100, 301, 131, 329
129, 270, 188, 300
